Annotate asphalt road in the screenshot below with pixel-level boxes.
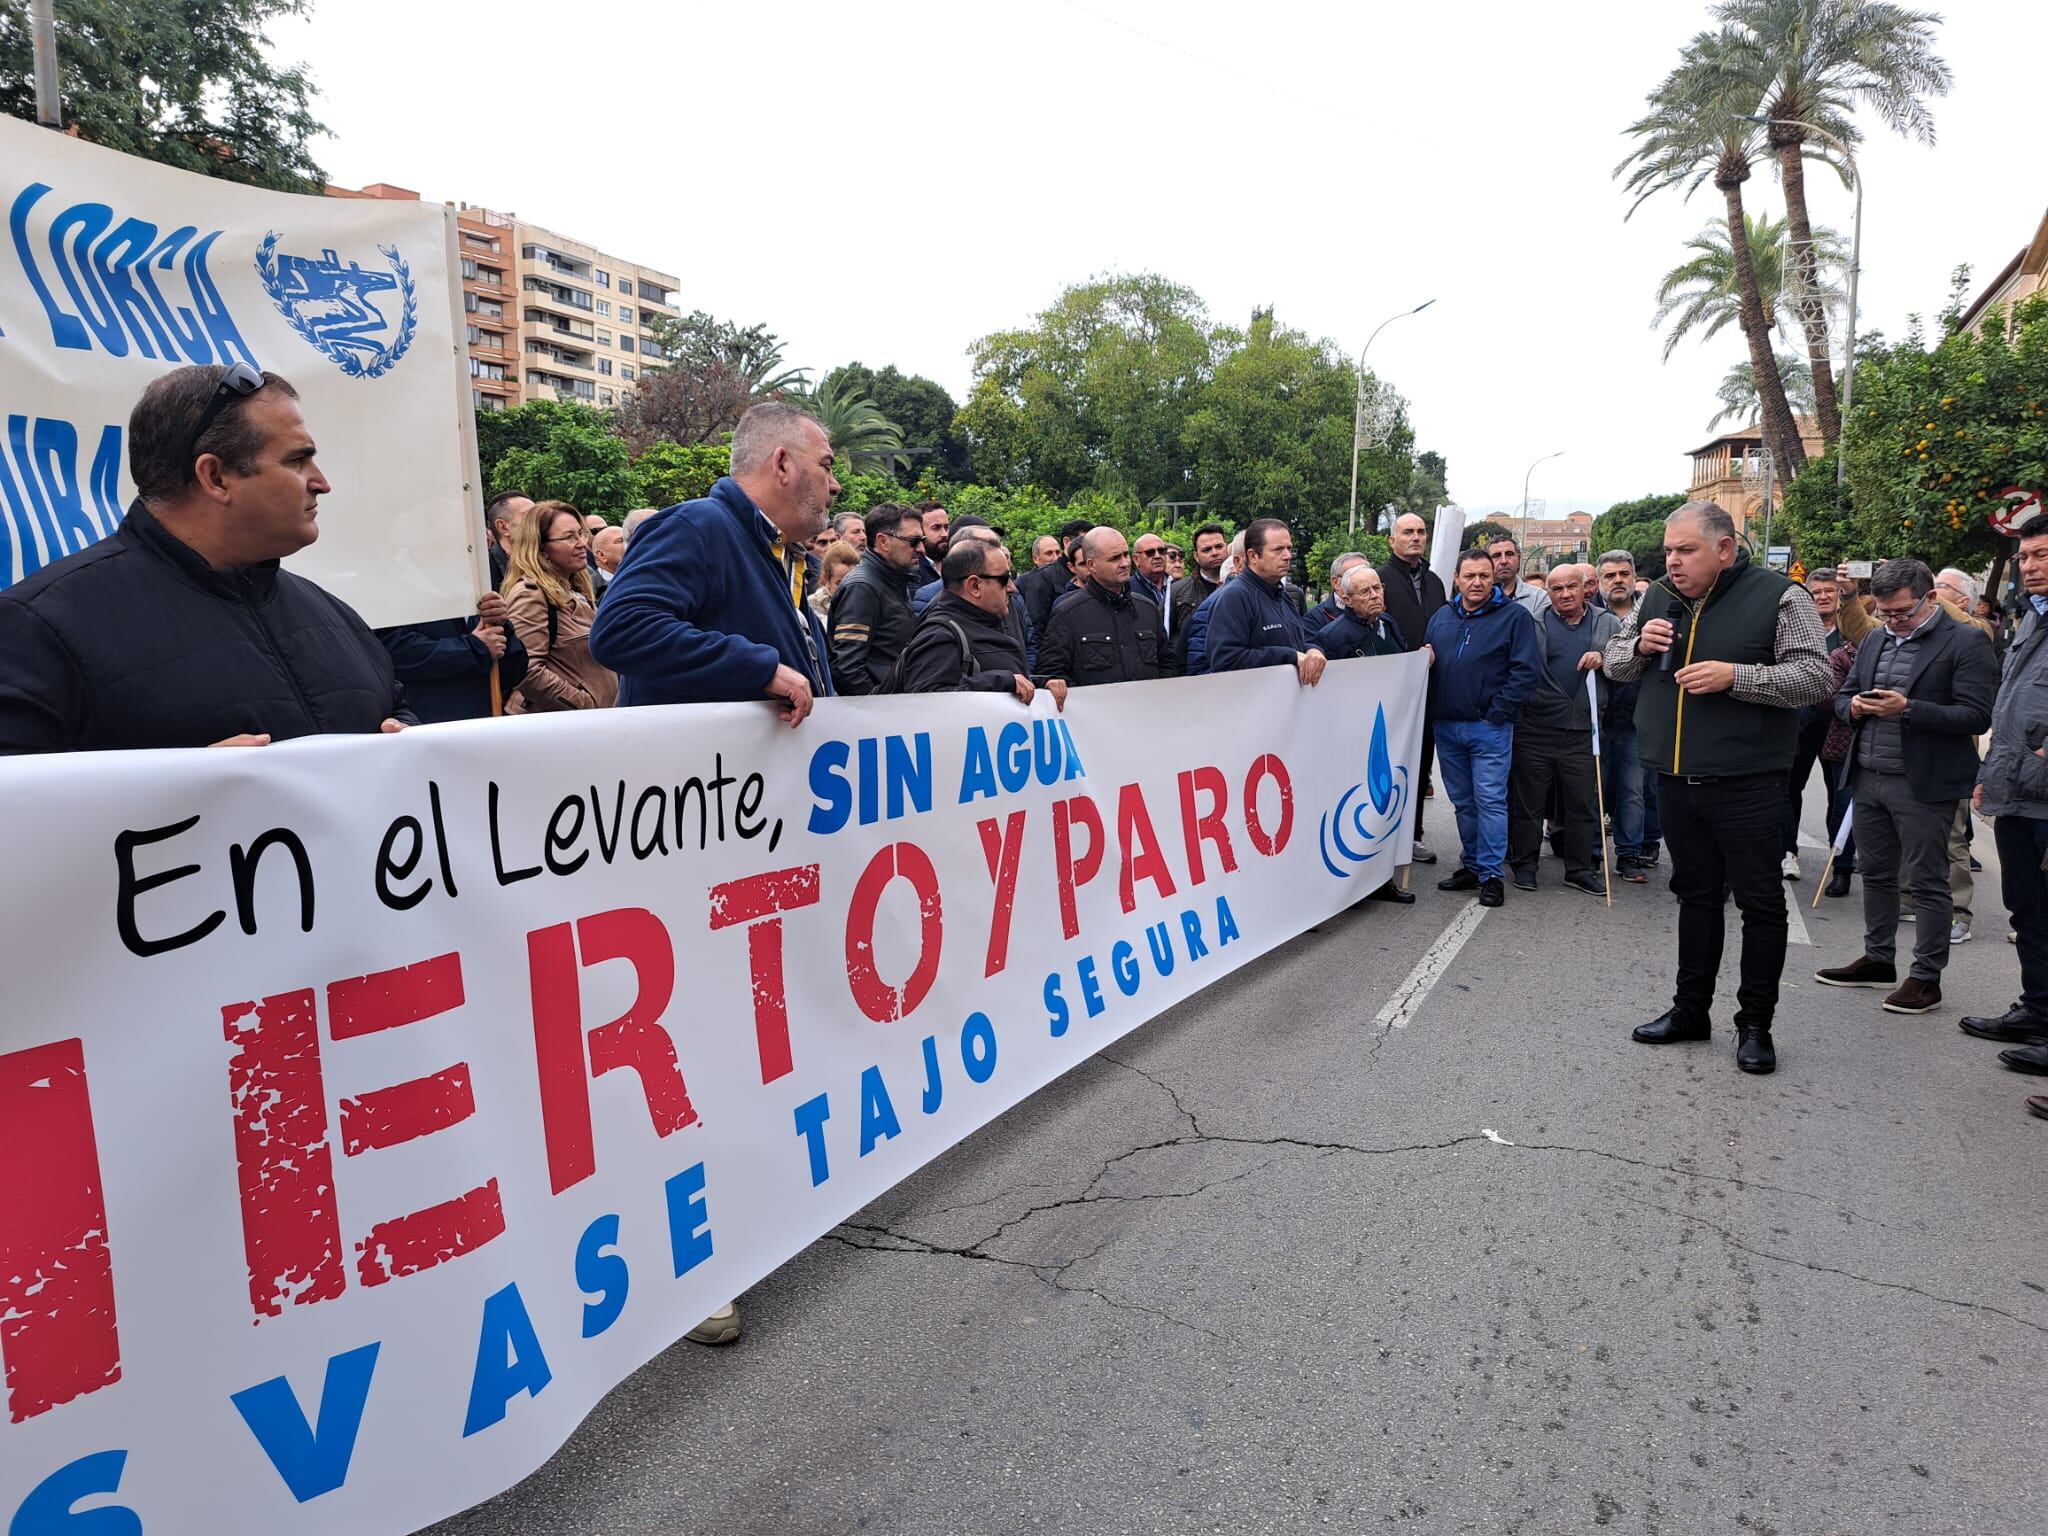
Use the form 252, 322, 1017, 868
431, 797, 2048, 1536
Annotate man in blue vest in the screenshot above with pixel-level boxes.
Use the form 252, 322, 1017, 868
1602, 501, 1832, 1075
591, 402, 837, 730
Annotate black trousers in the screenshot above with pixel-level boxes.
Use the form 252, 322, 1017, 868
1509, 724, 1597, 877
1660, 770, 1788, 1031
1995, 816, 2048, 1019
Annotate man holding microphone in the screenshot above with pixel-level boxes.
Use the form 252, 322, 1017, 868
1601, 502, 1832, 1074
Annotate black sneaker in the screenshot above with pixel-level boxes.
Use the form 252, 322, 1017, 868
1437, 866, 1480, 892
1478, 877, 1504, 908
1564, 870, 1605, 897
1511, 866, 1538, 892
1617, 858, 1649, 885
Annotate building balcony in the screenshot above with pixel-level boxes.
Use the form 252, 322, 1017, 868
521, 278, 593, 314
525, 368, 596, 402
525, 341, 595, 370
523, 308, 594, 342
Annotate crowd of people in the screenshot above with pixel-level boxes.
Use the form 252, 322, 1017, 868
4, 366, 2046, 1344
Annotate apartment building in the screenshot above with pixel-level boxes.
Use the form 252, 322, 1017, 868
326, 182, 679, 414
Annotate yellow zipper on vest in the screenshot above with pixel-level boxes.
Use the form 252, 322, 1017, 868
1667, 566, 1722, 776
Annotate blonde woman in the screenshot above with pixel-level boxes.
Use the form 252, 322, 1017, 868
499, 500, 618, 712
809, 539, 860, 623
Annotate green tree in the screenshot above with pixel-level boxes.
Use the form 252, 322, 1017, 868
0, 0, 327, 191
1721, 0, 1952, 447
797, 375, 907, 477
1654, 211, 1844, 361
1181, 312, 1359, 540
1590, 492, 1688, 578
824, 363, 970, 480
1711, 352, 1815, 429
629, 442, 728, 509
1834, 285, 2048, 572
957, 274, 1220, 501
1394, 450, 1452, 520
488, 410, 635, 516
1619, 36, 1812, 476
477, 400, 616, 497
1775, 452, 1861, 568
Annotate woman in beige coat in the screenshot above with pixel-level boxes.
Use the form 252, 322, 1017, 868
499, 500, 618, 712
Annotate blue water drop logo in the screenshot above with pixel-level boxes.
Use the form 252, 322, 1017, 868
1367, 705, 1394, 816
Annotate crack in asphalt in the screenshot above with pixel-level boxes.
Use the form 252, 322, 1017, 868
1510, 1141, 1903, 1231
1612, 1192, 2048, 1338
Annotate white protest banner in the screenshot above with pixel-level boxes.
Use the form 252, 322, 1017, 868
0, 659, 1424, 1535
0, 117, 479, 628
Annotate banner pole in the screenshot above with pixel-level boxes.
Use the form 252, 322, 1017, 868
31, 0, 61, 129
1587, 667, 1611, 906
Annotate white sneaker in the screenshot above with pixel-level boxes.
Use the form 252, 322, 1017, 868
1951, 919, 1973, 945
1781, 853, 1801, 880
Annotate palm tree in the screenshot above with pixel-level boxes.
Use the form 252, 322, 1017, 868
1710, 352, 1816, 429
798, 376, 909, 477
1655, 211, 1846, 362
1619, 35, 1807, 475
1718, 0, 1952, 446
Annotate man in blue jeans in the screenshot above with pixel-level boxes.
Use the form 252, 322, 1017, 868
1425, 548, 1544, 907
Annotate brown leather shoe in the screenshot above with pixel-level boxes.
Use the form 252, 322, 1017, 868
2026, 1095, 2048, 1121
1814, 955, 1897, 989
1882, 978, 1942, 1014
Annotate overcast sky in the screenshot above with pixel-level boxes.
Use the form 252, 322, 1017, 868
279, 0, 2043, 516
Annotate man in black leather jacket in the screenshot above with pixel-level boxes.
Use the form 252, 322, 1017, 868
1036, 528, 1175, 687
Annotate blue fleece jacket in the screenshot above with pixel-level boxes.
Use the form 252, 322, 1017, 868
1423, 586, 1544, 726
589, 477, 834, 707
1207, 571, 1318, 673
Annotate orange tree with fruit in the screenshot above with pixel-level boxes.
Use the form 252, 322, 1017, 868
1793, 276, 2048, 579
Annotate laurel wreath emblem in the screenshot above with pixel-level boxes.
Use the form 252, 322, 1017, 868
255, 230, 419, 380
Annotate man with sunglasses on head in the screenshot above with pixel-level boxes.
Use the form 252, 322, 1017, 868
1812, 557, 1996, 1016
826, 502, 923, 694
0, 363, 412, 753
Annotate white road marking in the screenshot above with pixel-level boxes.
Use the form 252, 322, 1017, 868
1783, 885, 1812, 947
1797, 830, 1829, 851
1372, 898, 1488, 1030
1480, 1128, 1515, 1145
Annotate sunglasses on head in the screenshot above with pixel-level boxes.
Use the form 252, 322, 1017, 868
184, 362, 265, 468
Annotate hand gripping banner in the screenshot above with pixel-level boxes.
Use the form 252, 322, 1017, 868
0, 660, 1423, 1534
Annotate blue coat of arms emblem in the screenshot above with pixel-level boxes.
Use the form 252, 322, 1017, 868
255, 232, 418, 378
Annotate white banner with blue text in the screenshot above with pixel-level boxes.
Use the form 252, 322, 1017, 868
0, 116, 478, 628
0, 659, 1422, 1535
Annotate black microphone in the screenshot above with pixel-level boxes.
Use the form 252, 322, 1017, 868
1660, 615, 1689, 672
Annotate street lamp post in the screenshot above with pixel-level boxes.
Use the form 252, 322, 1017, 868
1746, 114, 1861, 487
1350, 299, 1435, 534
1521, 450, 1565, 554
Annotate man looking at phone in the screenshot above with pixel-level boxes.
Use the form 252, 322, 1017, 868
1601, 502, 1831, 1074
1812, 559, 1996, 1014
